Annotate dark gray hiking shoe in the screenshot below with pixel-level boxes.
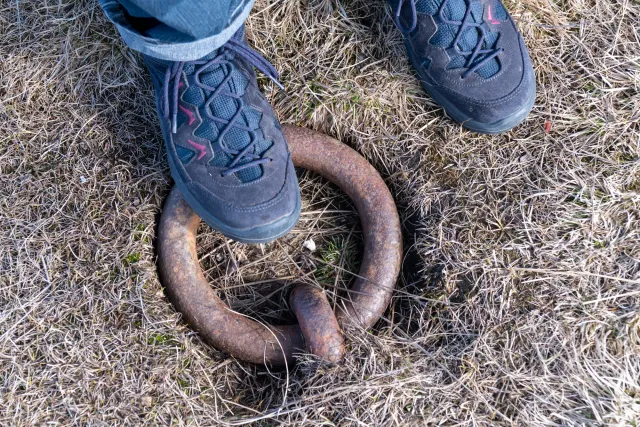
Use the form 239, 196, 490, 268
389, 0, 536, 133
145, 27, 300, 243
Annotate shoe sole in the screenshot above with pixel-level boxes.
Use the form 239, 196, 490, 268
406, 43, 535, 134
166, 149, 302, 244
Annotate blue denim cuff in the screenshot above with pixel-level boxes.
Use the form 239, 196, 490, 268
99, 0, 255, 61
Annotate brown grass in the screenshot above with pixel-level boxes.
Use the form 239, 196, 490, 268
1, 0, 639, 425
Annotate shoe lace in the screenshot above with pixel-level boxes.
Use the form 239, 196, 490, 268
392, 0, 503, 78
162, 33, 283, 177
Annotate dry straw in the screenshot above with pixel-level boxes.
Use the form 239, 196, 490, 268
0, 0, 638, 425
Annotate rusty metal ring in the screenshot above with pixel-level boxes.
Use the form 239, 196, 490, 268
157, 125, 402, 366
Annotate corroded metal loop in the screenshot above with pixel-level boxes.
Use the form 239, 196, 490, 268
286, 126, 402, 329
289, 284, 345, 364
157, 190, 304, 365
157, 125, 402, 366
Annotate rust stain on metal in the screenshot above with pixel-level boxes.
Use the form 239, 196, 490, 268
157, 125, 402, 366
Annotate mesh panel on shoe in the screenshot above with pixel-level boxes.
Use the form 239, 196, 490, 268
193, 121, 231, 168
415, 0, 440, 14
183, 86, 205, 105
446, 55, 466, 70
484, 27, 499, 46
241, 109, 272, 182
194, 121, 219, 141
200, 66, 226, 89
477, 29, 500, 77
209, 149, 231, 168
183, 63, 196, 74
224, 128, 261, 182
493, 2, 507, 20
209, 95, 238, 121
448, 0, 466, 20
224, 127, 251, 152
476, 58, 499, 78
470, 2, 484, 23
243, 108, 261, 128
236, 164, 262, 182
253, 138, 273, 156
176, 145, 195, 164
174, 52, 274, 183
424, 0, 501, 78
228, 69, 248, 96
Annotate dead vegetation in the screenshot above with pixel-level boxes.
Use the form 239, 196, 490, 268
1, 0, 639, 425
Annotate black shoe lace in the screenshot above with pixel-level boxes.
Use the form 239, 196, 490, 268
162, 33, 283, 177
391, 0, 503, 78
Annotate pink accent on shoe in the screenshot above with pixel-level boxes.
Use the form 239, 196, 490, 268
188, 139, 207, 160
487, 4, 500, 25
179, 104, 196, 125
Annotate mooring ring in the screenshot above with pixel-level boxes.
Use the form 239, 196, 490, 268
157, 125, 402, 366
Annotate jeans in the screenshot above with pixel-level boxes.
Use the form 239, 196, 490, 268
99, 0, 254, 61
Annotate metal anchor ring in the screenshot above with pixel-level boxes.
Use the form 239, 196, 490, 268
157, 125, 402, 366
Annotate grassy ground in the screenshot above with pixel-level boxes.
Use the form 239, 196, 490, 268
1, 0, 639, 425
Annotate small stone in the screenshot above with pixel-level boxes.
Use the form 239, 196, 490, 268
141, 396, 153, 407
303, 239, 317, 252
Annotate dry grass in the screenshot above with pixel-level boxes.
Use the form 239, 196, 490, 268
1, 0, 639, 425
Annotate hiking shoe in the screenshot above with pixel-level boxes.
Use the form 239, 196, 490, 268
144, 27, 301, 243
389, 0, 536, 133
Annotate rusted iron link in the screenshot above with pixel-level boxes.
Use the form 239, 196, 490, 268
157, 125, 402, 366
157, 190, 304, 365
285, 126, 402, 329
289, 284, 345, 364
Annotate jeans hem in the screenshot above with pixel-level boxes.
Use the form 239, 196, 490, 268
99, 0, 255, 61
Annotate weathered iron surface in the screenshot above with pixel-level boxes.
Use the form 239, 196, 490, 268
157, 189, 303, 366
289, 284, 345, 364
157, 125, 402, 366
284, 125, 402, 329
